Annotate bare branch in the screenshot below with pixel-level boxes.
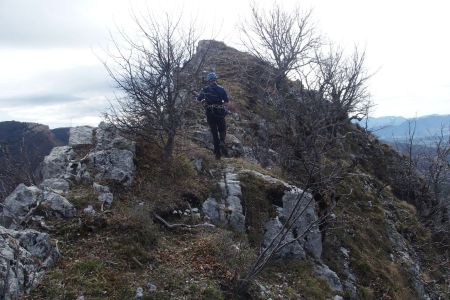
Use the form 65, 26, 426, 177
153, 213, 215, 230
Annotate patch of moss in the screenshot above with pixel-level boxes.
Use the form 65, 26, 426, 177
29, 258, 133, 299
322, 175, 421, 299
239, 173, 287, 247
66, 186, 98, 209
133, 146, 210, 217
260, 261, 334, 299
202, 284, 225, 300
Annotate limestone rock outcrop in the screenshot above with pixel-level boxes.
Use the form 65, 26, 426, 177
202, 170, 246, 232
262, 217, 306, 259
0, 121, 136, 298
40, 122, 136, 186
68, 126, 95, 146
0, 184, 76, 229
39, 178, 70, 194
40, 146, 75, 180
281, 188, 322, 259
95, 122, 135, 152
0, 226, 58, 299
87, 149, 135, 185
240, 170, 322, 259
313, 263, 344, 292
93, 182, 114, 206
86, 122, 136, 186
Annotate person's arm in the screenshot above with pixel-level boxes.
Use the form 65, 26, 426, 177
197, 87, 206, 101
221, 88, 229, 103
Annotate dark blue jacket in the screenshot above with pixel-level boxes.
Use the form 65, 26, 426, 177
197, 83, 228, 105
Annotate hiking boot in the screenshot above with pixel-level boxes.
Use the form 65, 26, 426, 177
219, 141, 228, 157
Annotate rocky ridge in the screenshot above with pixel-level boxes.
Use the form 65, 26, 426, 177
0, 123, 136, 299
2, 40, 449, 299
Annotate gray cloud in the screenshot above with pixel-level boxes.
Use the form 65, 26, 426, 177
1, 63, 113, 105
39, 65, 113, 94
0, 94, 82, 108
0, 0, 108, 47
1, 95, 111, 128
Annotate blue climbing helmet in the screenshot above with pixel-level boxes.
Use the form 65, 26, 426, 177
207, 72, 218, 81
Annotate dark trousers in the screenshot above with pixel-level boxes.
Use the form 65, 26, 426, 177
206, 110, 226, 154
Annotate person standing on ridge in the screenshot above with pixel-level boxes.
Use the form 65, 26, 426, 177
197, 72, 229, 160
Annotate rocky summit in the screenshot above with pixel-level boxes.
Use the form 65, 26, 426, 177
1, 41, 449, 300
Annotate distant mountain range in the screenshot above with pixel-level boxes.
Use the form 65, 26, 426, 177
356, 114, 450, 141
0, 121, 69, 200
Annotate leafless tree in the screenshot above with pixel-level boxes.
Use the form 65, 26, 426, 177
0, 123, 44, 200
103, 13, 205, 161
393, 120, 450, 250
310, 46, 372, 122
393, 118, 419, 201
234, 3, 367, 293
414, 125, 450, 244
419, 125, 450, 205
240, 2, 321, 87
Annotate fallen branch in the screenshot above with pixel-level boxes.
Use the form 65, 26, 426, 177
21, 199, 42, 225
54, 239, 60, 255
132, 256, 144, 268
105, 260, 120, 266
153, 213, 215, 230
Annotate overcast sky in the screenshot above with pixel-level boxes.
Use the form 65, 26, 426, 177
1, 0, 449, 128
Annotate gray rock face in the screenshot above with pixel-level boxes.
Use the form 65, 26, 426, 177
41, 146, 75, 180
0, 226, 58, 299
338, 247, 358, 299
135, 287, 144, 299
83, 205, 96, 214
240, 170, 322, 259
262, 217, 305, 259
192, 129, 213, 150
282, 188, 322, 259
314, 263, 343, 292
42, 191, 76, 218
40, 145, 93, 185
87, 149, 135, 185
202, 198, 221, 222
252, 172, 339, 291
95, 122, 135, 152
226, 134, 245, 157
93, 183, 113, 205
39, 178, 70, 194
337, 247, 359, 300
202, 171, 245, 232
42, 123, 136, 186
0, 121, 136, 298
0, 184, 76, 228
385, 211, 431, 300
69, 126, 94, 146
1, 184, 42, 224
93, 182, 110, 194
82, 122, 136, 185
193, 158, 203, 174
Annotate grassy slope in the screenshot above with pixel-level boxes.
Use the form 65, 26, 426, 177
322, 131, 449, 299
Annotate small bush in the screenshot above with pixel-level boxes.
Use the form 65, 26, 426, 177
202, 285, 225, 300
